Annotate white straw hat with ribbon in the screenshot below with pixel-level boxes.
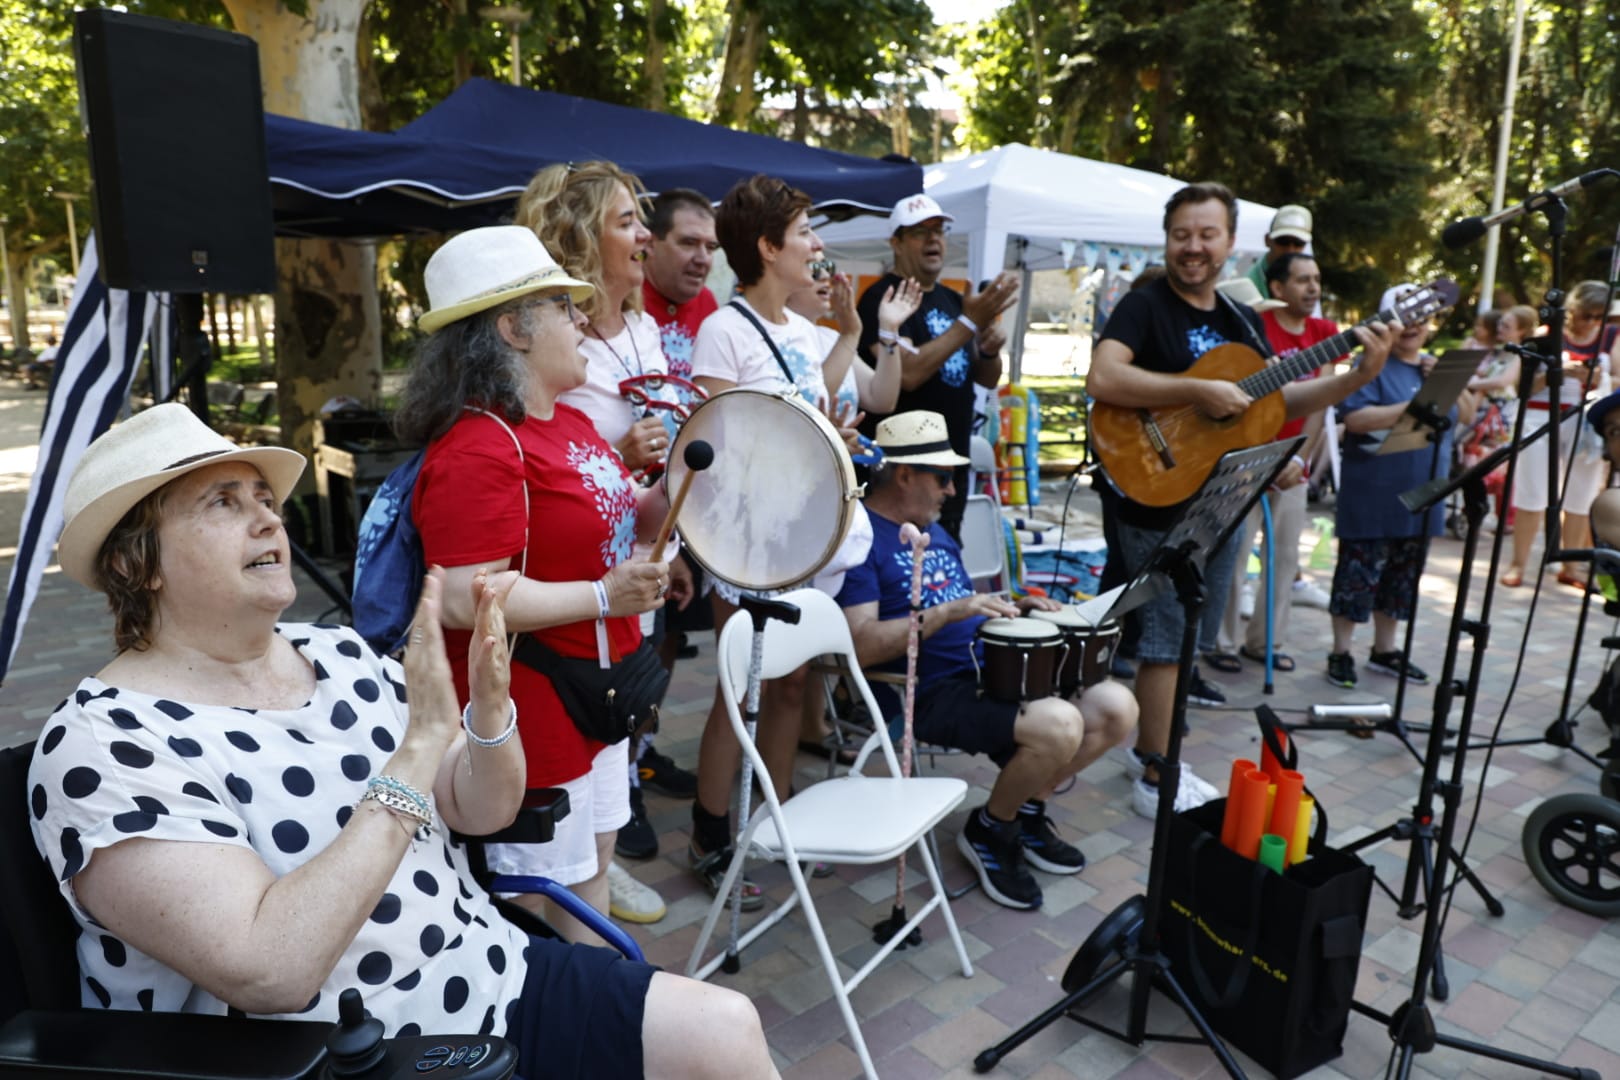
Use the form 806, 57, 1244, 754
419, 225, 594, 333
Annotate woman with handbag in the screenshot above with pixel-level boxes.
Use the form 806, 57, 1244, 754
514, 159, 700, 920
397, 225, 673, 945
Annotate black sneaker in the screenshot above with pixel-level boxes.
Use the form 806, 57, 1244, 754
1017, 810, 1086, 875
1326, 651, 1357, 689
638, 746, 698, 799
615, 786, 658, 860
1188, 665, 1226, 707
956, 811, 1042, 909
1368, 650, 1429, 684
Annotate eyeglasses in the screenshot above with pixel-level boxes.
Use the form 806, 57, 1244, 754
519, 293, 577, 320
909, 464, 955, 486
810, 259, 837, 281
899, 224, 949, 240
1271, 237, 1308, 250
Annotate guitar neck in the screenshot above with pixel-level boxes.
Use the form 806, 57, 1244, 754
1234, 309, 1394, 399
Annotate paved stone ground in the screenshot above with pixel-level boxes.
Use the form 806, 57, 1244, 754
2, 377, 1617, 1079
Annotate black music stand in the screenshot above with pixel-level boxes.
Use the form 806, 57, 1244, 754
1330, 430, 1598, 1079
975, 439, 1301, 1078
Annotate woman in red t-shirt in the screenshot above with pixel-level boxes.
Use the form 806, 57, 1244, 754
398, 225, 672, 945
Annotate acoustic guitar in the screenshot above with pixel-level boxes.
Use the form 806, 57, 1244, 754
1090, 279, 1459, 506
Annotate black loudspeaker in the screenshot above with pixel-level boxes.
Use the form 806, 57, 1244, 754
73, 9, 276, 294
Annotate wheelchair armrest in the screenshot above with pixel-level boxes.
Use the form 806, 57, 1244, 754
0, 1008, 330, 1079
453, 788, 570, 846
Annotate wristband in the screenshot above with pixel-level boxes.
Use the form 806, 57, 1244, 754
592, 578, 611, 619
877, 329, 899, 346
956, 313, 978, 334
1291, 455, 1305, 470
463, 699, 519, 747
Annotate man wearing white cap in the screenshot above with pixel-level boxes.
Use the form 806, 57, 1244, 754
855, 194, 1021, 540
1245, 203, 1314, 293
837, 411, 1138, 910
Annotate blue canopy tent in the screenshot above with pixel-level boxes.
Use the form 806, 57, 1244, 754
266, 79, 921, 237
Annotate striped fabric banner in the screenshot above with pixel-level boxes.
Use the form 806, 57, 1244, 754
0, 234, 158, 683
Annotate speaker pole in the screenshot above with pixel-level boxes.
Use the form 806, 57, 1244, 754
171, 293, 212, 422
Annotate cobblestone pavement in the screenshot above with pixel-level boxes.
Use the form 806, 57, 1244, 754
2, 379, 1617, 1079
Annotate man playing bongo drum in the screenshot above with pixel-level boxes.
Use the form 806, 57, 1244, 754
836, 412, 1138, 909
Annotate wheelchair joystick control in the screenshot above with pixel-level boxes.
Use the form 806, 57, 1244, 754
327, 989, 388, 1077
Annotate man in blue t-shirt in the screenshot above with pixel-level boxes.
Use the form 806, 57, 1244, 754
837, 411, 1138, 910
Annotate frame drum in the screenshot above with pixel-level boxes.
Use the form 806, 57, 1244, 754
666, 388, 859, 591
1030, 607, 1122, 694
974, 617, 1065, 703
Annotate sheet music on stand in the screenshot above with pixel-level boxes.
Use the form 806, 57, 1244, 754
1371, 349, 1482, 456
1080, 438, 1304, 626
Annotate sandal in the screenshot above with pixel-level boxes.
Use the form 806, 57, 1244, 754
1500, 569, 1524, 588
798, 737, 857, 766
1202, 651, 1242, 674
1239, 645, 1295, 672
689, 844, 765, 911
1556, 571, 1592, 592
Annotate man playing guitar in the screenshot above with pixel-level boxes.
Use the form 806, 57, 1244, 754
1087, 181, 1395, 818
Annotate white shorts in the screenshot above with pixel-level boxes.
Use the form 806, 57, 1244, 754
484, 740, 630, 887
1513, 410, 1607, 514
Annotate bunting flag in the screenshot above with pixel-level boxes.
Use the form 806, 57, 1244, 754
0, 234, 158, 683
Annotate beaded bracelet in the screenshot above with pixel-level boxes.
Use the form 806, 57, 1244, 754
367, 775, 431, 822
462, 699, 518, 747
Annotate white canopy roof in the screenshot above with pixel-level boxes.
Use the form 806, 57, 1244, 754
818, 143, 1276, 285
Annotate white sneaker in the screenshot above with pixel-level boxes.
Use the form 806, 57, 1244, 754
607, 861, 666, 924
1239, 581, 1255, 620
1179, 764, 1220, 802
1132, 774, 1215, 819
1291, 579, 1330, 609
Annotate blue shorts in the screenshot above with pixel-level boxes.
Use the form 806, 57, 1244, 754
1111, 521, 1241, 665
504, 934, 656, 1079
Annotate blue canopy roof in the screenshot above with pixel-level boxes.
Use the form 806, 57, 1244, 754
266, 79, 920, 238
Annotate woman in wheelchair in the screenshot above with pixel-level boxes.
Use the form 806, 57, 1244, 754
28, 404, 777, 1078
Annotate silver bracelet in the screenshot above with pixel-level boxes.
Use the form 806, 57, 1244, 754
359, 783, 433, 843
462, 699, 518, 747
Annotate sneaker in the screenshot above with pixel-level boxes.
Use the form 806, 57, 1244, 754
1131, 774, 1215, 819
1291, 579, 1331, 609
607, 861, 666, 924
688, 843, 765, 911
1367, 650, 1429, 684
1118, 745, 1149, 781
1017, 807, 1086, 874
638, 746, 697, 799
957, 810, 1043, 909
1326, 651, 1357, 689
1239, 581, 1256, 620
615, 786, 658, 860
1188, 666, 1226, 707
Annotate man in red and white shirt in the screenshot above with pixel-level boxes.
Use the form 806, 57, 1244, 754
1215, 252, 1344, 671
641, 188, 720, 382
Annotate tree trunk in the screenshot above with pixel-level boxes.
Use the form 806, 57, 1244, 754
714, 0, 765, 128
221, 0, 380, 468
2, 246, 28, 353
643, 0, 668, 111
791, 84, 809, 143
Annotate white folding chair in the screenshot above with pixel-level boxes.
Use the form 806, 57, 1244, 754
686, 589, 974, 1080
958, 492, 1008, 589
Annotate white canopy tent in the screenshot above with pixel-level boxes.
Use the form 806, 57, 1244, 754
816, 143, 1277, 379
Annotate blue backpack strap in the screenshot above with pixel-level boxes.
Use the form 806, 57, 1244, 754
351, 449, 427, 655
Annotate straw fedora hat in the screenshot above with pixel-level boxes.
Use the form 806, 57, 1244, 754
419, 226, 594, 334
874, 411, 970, 467
57, 403, 307, 590
1216, 276, 1286, 313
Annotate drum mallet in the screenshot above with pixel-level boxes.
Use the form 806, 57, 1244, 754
649, 439, 714, 564
874, 523, 930, 948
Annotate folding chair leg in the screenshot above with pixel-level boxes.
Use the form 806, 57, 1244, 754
914, 835, 974, 978
927, 827, 979, 901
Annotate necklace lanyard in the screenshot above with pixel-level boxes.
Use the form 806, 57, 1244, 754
590, 321, 645, 382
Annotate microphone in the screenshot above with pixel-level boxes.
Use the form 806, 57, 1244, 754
1442, 169, 1619, 249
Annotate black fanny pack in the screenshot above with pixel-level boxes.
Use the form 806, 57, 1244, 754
513, 634, 669, 745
